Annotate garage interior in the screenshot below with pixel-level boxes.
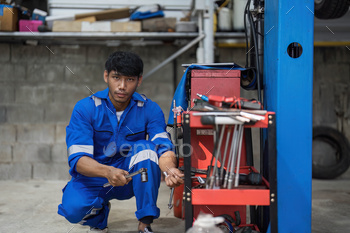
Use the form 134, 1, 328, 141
0, 0, 350, 232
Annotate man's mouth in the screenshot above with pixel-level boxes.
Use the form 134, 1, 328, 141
116, 93, 127, 98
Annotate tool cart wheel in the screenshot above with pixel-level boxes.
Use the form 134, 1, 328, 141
312, 126, 350, 179
314, 0, 350, 19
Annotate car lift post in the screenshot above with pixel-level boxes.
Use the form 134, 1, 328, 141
264, 1, 314, 232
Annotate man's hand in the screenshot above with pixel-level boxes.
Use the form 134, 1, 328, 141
164, 167, 184, 188
106, 167, 132, 187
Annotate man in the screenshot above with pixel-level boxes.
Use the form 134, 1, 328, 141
58, 51, 184, 233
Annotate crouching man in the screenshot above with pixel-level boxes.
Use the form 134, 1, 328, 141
58, 51, 183, 233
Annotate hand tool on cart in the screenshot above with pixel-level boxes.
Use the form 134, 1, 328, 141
172, 100, 183, 166
196, 93, 262, 110
239, 172, 262, 185
103, 168, 148, 188
234, 124, 244, 187
220, 126, 233, 184
227, 125, 241, 189
226, 124, 244, 189
209, 124, 225, 189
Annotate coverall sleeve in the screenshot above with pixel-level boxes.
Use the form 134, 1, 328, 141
146, 102, 175, 157
66, 101, 94, 178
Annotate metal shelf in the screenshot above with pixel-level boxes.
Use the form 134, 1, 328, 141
0, 32, 245, 45
192, 166, 271, 206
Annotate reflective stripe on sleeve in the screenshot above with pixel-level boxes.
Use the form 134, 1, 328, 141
92, 96, 101, 107
67, 145, 94, 157
150, 132, 170, 141
129, 149, 158, 169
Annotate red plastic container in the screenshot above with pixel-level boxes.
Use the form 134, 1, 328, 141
19, 20, 42, 32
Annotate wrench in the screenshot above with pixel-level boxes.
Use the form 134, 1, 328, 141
103, 168, 148, 188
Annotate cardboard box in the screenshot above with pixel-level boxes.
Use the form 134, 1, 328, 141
111, 21, 141, 32
75, 8, 130, 21
52, 21, 82, 32
81, 21, 111, 32
46, 15, 75, 30
142, 17, 176, 32
0, 4, 18, 31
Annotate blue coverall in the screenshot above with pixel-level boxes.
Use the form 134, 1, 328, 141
58, 88, 174, 229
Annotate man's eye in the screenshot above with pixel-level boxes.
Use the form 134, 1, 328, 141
128, 78, 135, 82
113, 76, 119, 79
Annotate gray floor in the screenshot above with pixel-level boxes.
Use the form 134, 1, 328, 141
0, 169, 349, 233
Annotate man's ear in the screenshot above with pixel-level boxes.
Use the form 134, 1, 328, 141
137, 76, 143, 87
104, 70, 108, 84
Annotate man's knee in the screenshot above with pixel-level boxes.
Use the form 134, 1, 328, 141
59, 202, 86, 224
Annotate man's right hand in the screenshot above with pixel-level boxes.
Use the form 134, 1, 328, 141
106, 167, 132, 187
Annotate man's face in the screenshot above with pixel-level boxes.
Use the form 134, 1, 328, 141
104, 70, 142, 109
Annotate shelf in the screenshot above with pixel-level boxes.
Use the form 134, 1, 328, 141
0, 32, 245, 45
191, 166, 270, 206
189, 111, 275, 129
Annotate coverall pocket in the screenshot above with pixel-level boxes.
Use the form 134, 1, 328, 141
126, 130, 146, 141
94, 129, 113, 144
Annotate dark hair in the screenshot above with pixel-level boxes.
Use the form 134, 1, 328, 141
105, 51, 143, 77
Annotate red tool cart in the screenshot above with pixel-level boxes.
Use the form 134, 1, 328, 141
172, 67, 277, 233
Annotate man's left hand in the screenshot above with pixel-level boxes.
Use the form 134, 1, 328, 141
164, 167, 184, 188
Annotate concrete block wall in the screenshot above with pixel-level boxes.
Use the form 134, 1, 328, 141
0, 43, 190, 180
0, 43, 349, 180
313, 46, 350, 140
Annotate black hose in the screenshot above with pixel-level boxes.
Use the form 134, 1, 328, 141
244, 0, 251, 67
248, 7, 261, 102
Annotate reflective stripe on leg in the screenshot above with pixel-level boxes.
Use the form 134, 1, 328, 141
129, 149, 158, 170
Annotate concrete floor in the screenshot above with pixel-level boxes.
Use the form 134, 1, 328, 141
0, 169, 349, 233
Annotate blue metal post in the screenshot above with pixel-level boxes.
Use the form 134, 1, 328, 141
264, 1, 314, 232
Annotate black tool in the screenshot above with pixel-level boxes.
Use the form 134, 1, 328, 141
103, 168, 148, 188
239, 172, 262, 185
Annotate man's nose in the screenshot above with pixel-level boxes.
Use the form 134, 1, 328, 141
119, 79, 126, 89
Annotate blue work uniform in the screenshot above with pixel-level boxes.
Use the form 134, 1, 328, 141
58, 88, 174, 229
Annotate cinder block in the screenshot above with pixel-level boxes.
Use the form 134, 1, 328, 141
64, 64, 104, 83
138, 82, 173, 104
49, 45, 87, 64
11, 44, 49, 63
218, 47, 246, 65
33, 162, 70, 180
55, 123, 68, 143
314, 64, 350, 84
316, 82, 338, 125
0, 44, 10, 62
6, 104, 44, 123
0, 86, 15, 104
87, 46, 110, 64
0, 63, 26, 81
0, 163, 32, 180
313, 47, 324, 64
322, 47, 337, 64
52, 85, 91, 104
323, 47, 350, 64
336, 47, 350, 63
52, 143, 68, 162
15, 85, 54, 105
44, 103, 74, 123
0, 124, 16, 143
17, 124, 55, 143
13, 143, 51, 162
0, 144, 12, 162
0, 107, 6, 123
27, 64, 65, 83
